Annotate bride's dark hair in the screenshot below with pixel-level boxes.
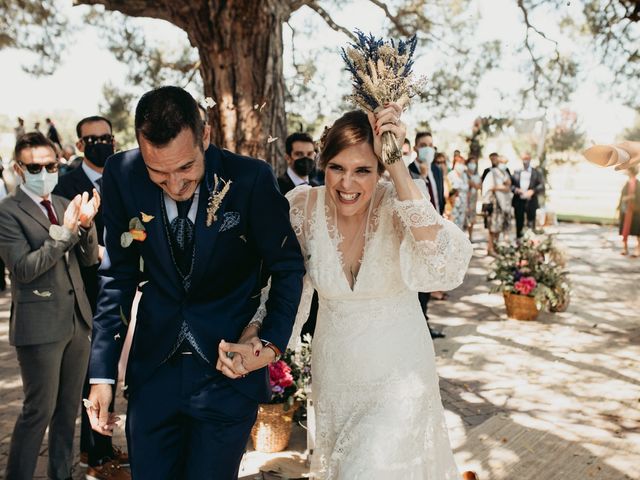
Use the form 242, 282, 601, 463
319, 110, 384, 175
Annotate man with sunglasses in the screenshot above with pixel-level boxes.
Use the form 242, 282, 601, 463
0, 132, 100, 480
53, 116, 130, 479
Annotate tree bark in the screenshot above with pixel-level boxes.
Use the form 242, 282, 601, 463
78, 0, 291, 172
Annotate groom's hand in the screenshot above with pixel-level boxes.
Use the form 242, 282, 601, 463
86, 384, 120, 436
216, 338, 276, 379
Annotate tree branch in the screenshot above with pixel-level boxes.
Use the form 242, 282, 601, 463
304, 1, 356, 41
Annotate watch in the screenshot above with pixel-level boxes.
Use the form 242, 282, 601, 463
260, 340, 282, 362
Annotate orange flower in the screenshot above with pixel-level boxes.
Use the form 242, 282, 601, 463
130, 229, 147, 242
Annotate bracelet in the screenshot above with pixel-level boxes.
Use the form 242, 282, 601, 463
261, 340, 282, 362
242, 320, 262, 335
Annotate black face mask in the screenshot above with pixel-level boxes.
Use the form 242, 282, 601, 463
292, 156, 315, 177
84, 143, 114, 168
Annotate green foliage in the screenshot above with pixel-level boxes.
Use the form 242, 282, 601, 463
0, 0, 69, 75
269, 334, 312, 409
466, 116, 511, 158
99, 83, 136, 149
546, 109, 586, 153
622, 112, 640, 141
488, 232, 571, 310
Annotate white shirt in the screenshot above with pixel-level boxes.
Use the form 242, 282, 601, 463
286, 167, 308, 186
163, 188, 199, 223
520, 168, 532, 197
81, 161, 103, 193
20, 184, 58, 222
412, 161, 440, 212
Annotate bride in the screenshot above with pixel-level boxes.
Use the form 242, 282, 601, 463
229, 103, 472, 479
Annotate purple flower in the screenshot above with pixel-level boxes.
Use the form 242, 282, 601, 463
272, 385, 284, 394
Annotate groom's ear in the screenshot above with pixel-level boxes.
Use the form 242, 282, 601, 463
202, 124, 211, 149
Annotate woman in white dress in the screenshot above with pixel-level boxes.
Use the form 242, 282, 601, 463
247, 104, 473, 479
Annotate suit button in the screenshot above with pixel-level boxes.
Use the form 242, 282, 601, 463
68, 289, 74, 295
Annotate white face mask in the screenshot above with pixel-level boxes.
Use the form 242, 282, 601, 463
498, 163, 508, 172
402, 154, 413, 166
468, 162, 477, 172
417, 146, 435, 166
23, 170, 59, 197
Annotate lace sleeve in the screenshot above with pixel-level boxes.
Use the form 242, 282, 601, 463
286, 185, 313, 256
390, 180, 473, 292
287, 273, 314, 350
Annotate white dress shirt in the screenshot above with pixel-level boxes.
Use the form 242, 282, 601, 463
163, 188, 199, 223
412, 161, 440, 212
286, 167, 309, 186
81, 161, 103, 193
20, 184, 58, 222
520, 167, 532, 195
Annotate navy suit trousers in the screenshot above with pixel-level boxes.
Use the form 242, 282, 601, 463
126, 354, 258, 480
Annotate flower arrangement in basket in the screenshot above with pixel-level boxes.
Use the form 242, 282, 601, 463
251, 334, 312, 453
488, 232, 570, 319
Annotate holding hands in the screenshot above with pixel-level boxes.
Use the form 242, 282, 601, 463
216, 325, 276, 380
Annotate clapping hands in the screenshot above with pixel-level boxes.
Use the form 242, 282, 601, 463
62, 189, 100, 233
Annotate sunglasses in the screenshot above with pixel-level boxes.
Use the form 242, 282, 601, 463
81, 134, 114, 146
19, 161, 60, 174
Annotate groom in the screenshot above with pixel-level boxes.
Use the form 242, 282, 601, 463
87, 86, 305, 479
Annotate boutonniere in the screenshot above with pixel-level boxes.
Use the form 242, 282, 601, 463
206, 174, 232, 227
121, 216, 147, 248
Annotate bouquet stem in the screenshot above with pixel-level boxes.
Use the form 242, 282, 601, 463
381, 130, 402, 165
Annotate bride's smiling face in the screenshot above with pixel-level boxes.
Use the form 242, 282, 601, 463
325, 141, 380, 217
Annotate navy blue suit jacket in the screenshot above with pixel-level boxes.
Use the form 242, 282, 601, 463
89, 145, 305, 402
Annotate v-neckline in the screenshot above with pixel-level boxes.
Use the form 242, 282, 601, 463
320, 187, 372, 293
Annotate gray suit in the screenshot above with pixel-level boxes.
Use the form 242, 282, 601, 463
0, 188, 98, 480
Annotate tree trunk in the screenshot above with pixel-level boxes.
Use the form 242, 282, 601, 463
194, 1, 289, 172
78, 0, 291, 173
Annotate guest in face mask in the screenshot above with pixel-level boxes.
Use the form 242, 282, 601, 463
466, 155, 482, 241
2, 132, 99, 480
51, 117, 129, 477
277, 132, 321, 195
402, 138, 413, 166
446, 156, 470, 231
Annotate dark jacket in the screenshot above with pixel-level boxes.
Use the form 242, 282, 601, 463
277, 171, 320, 196
511, 168, 545, 209
408, 161, 445, 215
89, 145, 305, 402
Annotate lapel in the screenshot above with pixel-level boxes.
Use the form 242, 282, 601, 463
130, 155, 183, 292
75, 166, 97, 195
190, 146, 229, 290
16, 188, 51, 232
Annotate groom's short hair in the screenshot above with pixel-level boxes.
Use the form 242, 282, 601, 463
135, 86, 204, 148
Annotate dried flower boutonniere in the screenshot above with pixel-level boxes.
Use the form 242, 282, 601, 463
206, 174, 232, 227
121, 216, 147, 248
341, 30, 422, 165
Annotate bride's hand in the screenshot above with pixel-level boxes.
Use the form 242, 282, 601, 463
367, 102, 407, 161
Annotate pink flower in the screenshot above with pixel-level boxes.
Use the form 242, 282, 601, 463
514, 276, 537, 296
518, 260, 529, 267
268, 360, 294, 389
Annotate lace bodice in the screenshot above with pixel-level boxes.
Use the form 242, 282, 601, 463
285, 180, 472, 346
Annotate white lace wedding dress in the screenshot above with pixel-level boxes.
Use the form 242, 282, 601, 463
262, 180, 472, 479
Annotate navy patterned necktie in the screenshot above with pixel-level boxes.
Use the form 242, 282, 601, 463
170, 198, 194, 274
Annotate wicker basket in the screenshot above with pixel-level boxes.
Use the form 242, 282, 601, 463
251, 402, 299, 453
503, 292, 539, 321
